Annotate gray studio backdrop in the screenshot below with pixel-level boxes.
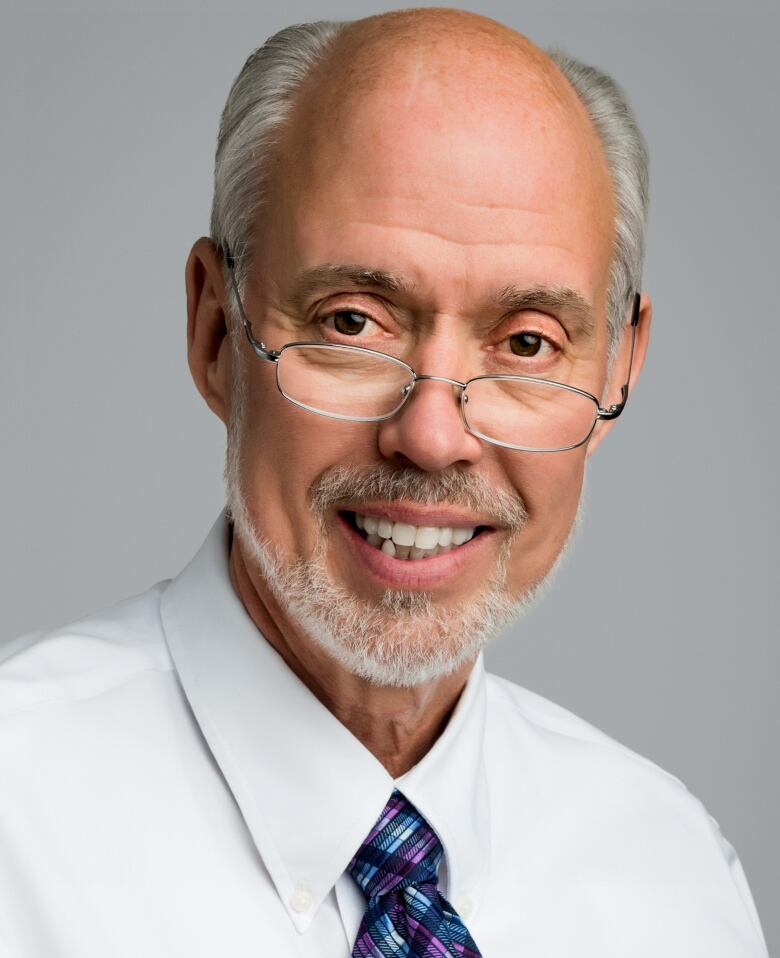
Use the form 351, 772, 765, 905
3, 2, 778, 950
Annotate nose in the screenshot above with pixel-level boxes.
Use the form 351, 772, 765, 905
376, 374, 484, 471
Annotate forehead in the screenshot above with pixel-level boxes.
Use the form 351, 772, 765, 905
261, 33, 615, 314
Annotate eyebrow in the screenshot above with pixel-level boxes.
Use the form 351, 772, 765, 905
284, 265, 596, 339
283, 264, 416, 314
494, 285, 596, 339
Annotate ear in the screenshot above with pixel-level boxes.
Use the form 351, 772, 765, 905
185, 237, 234, 426
586, 292, 653, 458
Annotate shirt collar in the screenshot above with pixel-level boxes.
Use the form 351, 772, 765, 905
160, 511, 490, 932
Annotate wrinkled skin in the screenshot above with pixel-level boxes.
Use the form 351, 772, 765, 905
186, 9, 652, 776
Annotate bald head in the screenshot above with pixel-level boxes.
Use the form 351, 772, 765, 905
266, 7, 613, 291
211, 10, 648, 348
319, 8, 568, 102
286, 8, 605, 188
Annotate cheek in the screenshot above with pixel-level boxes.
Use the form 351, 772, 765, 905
236, 376, 378, 557
503, 449, 586, 593
234, 377, 315, 553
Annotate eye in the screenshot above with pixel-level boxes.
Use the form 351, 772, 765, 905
324, 310, 376, 336
509, 332, 548, 357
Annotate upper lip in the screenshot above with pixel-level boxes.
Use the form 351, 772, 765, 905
339, 501, 498, 529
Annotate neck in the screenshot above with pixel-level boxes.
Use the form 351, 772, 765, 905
228, 532, 473, 778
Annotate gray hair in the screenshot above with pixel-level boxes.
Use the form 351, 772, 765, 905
210, 21, 649, 352
548, 49, 649, 354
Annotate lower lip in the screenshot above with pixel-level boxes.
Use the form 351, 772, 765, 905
337, 514, 498, 590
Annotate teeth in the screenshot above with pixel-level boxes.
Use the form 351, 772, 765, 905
353, 511, 479, 561
452, 527, 474, 546
414, 526, 439, 550
363, 516, 378, 534
437, 527, 453, 547
377, 518, 393, 539
391, 522, 417, 547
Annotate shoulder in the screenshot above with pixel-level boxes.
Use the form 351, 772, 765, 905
482, 671, 768, 953
483, 669, 737, 865
483, 668, 714, 833
0, 581, 175, 720
485, 669, 684, 782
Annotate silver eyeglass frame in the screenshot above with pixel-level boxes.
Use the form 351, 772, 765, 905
222, 245, 640, 453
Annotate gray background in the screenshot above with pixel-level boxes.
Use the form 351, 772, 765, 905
2, 1, 778, 950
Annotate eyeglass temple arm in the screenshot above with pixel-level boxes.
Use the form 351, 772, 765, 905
222, 243, 642, 409
222, 245, 281, 364
596, 292, 641, 422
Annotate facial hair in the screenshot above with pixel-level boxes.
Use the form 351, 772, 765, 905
223, 342, 581, 688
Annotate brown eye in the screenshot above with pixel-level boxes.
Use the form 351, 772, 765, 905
509, 332, 542, 357
332, 311, 368, 335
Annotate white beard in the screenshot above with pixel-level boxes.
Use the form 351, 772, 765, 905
223, 346, 581, 688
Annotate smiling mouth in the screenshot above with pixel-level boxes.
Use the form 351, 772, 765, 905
340, 510, 492, 561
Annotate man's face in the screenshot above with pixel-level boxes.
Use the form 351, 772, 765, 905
225, 35, 621, 684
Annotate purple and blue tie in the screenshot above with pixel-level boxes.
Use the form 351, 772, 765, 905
348, 789, 483, 957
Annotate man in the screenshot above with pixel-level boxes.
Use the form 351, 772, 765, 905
0, 8, 769, 957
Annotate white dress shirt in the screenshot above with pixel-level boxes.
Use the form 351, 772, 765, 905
0, 512, 768, 957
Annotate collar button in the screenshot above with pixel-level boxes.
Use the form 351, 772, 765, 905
290, 888, 313, 913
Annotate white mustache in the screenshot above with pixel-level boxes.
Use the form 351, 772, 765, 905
309, 463, 528, 533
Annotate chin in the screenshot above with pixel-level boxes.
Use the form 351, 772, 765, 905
231, 499, 533, 688
226, 447, 582, 688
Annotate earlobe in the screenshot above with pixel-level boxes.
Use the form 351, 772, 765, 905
185, 237, 233, 426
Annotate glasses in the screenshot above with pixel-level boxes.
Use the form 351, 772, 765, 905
223, 248, 640, 453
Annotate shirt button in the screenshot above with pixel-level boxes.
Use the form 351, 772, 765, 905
454, 894, 474, 919
289, 888, 313, 913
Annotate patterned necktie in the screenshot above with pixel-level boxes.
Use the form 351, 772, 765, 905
348, 789, 482, 957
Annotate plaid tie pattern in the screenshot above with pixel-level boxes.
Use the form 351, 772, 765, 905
348, 789, 482, 957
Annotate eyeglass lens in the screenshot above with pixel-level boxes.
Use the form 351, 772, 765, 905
276, 344, 599, 451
